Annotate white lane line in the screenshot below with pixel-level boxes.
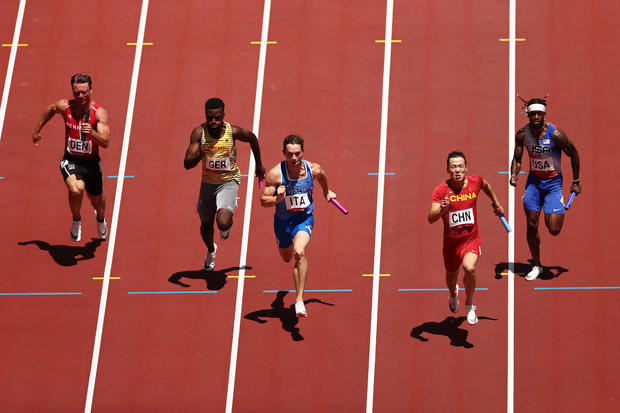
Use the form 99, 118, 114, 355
225, 1, 271, 412
366, 0, 394, 412
507, 0, 516, 412
83, 1, 150, 411
0, 0, 27, 143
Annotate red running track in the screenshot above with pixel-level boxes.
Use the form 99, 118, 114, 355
0, 1, 619, 412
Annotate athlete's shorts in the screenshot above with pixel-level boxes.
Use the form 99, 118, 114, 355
197, 180, 239, 222
443, 235, 482, 272
59, 153, 103, 196
273, 213, 314, 249
523, 173, 564, 214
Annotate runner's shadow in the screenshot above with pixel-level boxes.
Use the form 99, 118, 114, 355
244, 291, 334, 341
410, 315, 498, 348
168, 266, 251, 291
494, 261, 568, 280
18, 238, 103, 266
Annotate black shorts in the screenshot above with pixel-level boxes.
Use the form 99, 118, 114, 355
59, 153, 104, 196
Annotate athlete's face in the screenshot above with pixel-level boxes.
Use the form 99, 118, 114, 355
527, 110, 545, 129
447, 157, 467, 182
72, 83, 91, 106
205, 108, 225, 130
283, 144, 303, 167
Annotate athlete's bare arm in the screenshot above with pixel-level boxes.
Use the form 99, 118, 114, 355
310, 162, 336, 201
31, 99, 69, 145
260, 164, 284, 207
231, 125, 265, 178
482, 178, 505, 216
183, 125, 204, 170
428, 199, 449, 223
553, 128, 582, 195
509, 128, 526, 186
83, 106, 110, 148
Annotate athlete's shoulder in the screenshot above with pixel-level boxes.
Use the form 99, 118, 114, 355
266, 163, 283, 185
432, 181, 448, 199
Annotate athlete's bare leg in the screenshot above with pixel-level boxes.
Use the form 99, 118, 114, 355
544, 213, 564, 236
445, 270, 459, 298
462, 252, 478, 306
525, 209, 542, 266
65, 175, 85, 220
86, 192, 106, 221
291, 231, 311, 302
215, 208, 233, 232
200, 214, 216, 252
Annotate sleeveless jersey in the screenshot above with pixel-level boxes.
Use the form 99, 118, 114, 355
525, 123, 561, 178
201, 122, 241, 184
275, 160, 314, 219
63, 102, 101, 159
432, 175, 483, 241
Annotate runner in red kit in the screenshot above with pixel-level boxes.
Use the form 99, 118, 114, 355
428, 151, 504, 325
31, 73, 110, 242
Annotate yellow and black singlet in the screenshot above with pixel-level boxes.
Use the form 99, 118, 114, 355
201, 122, 241, 184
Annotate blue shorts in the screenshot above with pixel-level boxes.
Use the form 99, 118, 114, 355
523, 173, 565, 214
274, 213, 314, 249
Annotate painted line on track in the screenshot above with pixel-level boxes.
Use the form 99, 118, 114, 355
367, 1, 394, 412
363, 274, 390, 277
107, 175, 134, 178
263, 289, 352, 293
398, 288, 489, 292
225, 2, 272, 412
250, 41, 277, 45
498, 171, 525, 174
368, 172, 395, 175
534, 286, 620, 291
0, 292, 82, 296
0, 0, 27, 143
84, 1, 150, 411
1, 43, 28, 47
128, 291, 218, 295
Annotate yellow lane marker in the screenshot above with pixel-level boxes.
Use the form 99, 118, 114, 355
126, 42, 153, 46
500, 272, 525, 276
250, 41, 277, 45
362, 274, 391, 277
92, 277, 121, 280
2, 43, 28, 47
499, 38, 526, 42
375, 40, 402, 43
228, 275, 256, 278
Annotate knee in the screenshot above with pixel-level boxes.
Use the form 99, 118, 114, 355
293, 248, 306, 262
526, 222, 538, 234
68, 185, 83, 196
462, 263, 476, 274
216, 213, 232, 230
549, 227, 562, 236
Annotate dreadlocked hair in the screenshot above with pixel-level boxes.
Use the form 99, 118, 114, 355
517, 93, 549, 113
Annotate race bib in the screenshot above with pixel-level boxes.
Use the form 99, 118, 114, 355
530, 157, 554, 172
285, 192, 310, 212
449, 208, 474, 228
67, 137, 92, 154
206, 157, 231, 171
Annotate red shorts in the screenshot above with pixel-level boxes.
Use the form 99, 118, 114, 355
442, 236, 482, 272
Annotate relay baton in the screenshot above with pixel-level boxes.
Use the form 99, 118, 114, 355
81, 107, 90, 141
492, 203, 512, 232
330, 198, 349, 215
565, 192, 576, 210
258, 176, 265, 189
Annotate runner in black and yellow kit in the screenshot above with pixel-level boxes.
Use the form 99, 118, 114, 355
184, 98, 265, 271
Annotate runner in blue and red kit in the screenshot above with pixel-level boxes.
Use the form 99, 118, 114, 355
510, 97, 582, 281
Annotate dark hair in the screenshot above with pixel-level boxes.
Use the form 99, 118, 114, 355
205, 98, 225, 111
517, 94, 548, 112
283, 134, 304, 152
447, 151, 467, 167
71, 73, 92, 88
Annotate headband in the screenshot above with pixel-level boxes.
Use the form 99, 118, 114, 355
527, 103, 546, 113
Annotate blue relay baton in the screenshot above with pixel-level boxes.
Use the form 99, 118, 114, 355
565, 192, 576, 210
492, 203, 512, 232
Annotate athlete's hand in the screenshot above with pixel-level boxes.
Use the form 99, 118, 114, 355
275, 185, 286, 202
31, 130, 42, 145
493, 203, 505, 216
571, 182, 582, 195
509, 174, 518, 187
440, 196, 450, 214
80, 122, 92, 135
255, 164, 266, 179
325, 190, 336, 202
199, 142, 211, 156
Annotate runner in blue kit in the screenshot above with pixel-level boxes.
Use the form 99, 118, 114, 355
261, 135, 336, 317
510, 97, 582, 281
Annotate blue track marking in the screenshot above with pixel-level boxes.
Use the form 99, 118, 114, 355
368, 172, 395, 175
128, 291, 218, 294
498, 171, 525, 174
398, 288, 489, 292
534, 286, 620, 291
107, 175, 135, 178
0, 176, 4, 179
263, 289, 352, 293
0, 292, 82, 296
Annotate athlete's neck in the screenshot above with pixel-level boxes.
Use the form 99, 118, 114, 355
206, 125, 223, 139
286, 161, 304, 179
448, 177, 467, 191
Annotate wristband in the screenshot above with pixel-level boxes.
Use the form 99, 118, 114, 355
572, 178, 580, 183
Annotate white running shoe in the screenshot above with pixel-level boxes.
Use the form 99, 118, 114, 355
220, 229, 230, 240
466, 304, 478, 325
97, 219, 107, 239
204, 243, 217, 271
525, 265, 543, 281
449, 284, 459, 313
295, 301, 308, 317
70, 219, 82, 242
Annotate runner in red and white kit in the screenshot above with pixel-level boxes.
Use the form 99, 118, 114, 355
31, 73, 110, 242
428, 151, 504, 325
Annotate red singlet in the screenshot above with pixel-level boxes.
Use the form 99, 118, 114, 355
432, 175, 484, 271
63, 102, 101, 159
